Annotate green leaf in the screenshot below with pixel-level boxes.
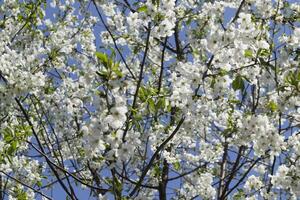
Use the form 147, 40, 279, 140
44, 86, 55, 95
186, 17, 192, 26
219, 69, 228, 76
167, 104, 172, 112
154, 13, 164, 22
266, 100, 278, 112
173, 161, 180, 171
137, 5, 147, 12
258, 48, 270, 57
0, 22, 5, 29
138, 87, 147, 101
7, 146, 16, 156
244, 49, 253, 58
284, 70, 300, 88
233, 189, 245, 200
232, 75, 244, 91
151, 0, 160, 7
113, 69, 123, 78
16, 188, 27, 200
133, 45, 140, 54
148, 98, 156, 113
96, 70, 109, 79
153, 164, 161, 177
156, 97, 166, 110
108, 57, 113, 69
210, 78, 216, 88
229, 99, 240, 104
3, 132, 13, 143
95, 52, 108, 67
150, 87, 158, 95
112, 63, 123, 78
36, 180, 43, 187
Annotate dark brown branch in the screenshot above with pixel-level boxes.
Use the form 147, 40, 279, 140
129, 117, 185, 197
10, 1, 41, 43
158, 37, 168, 94
167, 163, 208, 181
220, 146, 244, 199
26, 140, 109, 193
230, 0, 246, 24
158, 159, 169, 200
122, 24, 152, 142
15, 98, 77, 200
218, 143, 228, 199
174, 21, 184, 61
223, 157, 261, 198
0, 171, 53, 200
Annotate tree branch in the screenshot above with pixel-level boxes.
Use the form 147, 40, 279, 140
129, 117, 185, 197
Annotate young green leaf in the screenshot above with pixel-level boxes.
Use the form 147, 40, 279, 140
232, 75, 244, 91
244, 49, 253, 58
137, 5, 147, 12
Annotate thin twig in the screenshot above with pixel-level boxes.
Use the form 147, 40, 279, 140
92, 0, 136, 79
0, 171, 53, 200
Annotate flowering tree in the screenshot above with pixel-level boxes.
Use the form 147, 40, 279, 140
0, 0, 300, 199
